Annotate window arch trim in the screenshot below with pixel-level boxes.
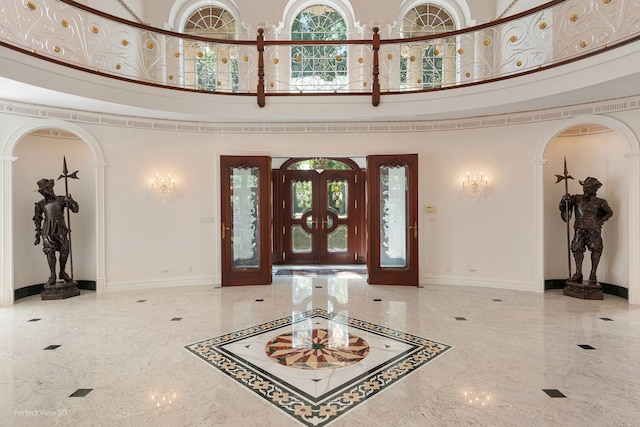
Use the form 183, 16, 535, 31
397, 0, 472, 32
282, 0, 357, 35
170, 0, 241, 35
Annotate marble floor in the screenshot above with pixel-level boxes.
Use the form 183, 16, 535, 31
2, 273, 640, 426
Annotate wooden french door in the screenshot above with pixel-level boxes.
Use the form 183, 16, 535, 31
220, 156, 272, 286
280, 160, 360, 264
367, 154, 419, 286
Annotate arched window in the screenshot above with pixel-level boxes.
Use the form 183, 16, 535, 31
401, 4, 456, 89
290, 4, 348, 92
183, 5, 238, 92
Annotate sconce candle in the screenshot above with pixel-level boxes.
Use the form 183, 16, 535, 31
150, 173, 177, 202
462, 171, 488, 200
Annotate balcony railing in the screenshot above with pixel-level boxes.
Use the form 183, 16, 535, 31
1, 0, 639, 107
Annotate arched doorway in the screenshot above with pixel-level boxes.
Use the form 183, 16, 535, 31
273, 157, 366, 265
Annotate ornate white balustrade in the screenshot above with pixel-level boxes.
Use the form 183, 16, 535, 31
0, 0, 639, 105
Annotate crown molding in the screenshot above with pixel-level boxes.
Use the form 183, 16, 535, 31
1, 94, 639, 135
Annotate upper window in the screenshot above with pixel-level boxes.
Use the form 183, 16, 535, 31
400, 4, 456, 89
290, 4, 348, 92
183, 6, 238, 92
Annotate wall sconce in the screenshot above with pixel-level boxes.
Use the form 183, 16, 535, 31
150, 173, 176, 202
462, 171, 488, 200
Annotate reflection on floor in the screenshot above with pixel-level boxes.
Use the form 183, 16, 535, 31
2, 275, 640, 426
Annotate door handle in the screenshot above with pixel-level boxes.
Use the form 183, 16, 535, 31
221, 223, 231, 239
322, 217, 329, 229
409, 221, 418, 238
310, 218, 318, 229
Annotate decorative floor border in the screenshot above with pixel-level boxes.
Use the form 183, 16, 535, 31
184, 308, 452, 426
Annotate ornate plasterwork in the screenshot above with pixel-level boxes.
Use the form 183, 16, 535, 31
0, 94, 639, 135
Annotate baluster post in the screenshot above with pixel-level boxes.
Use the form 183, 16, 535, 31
257, 28, 266, 107
372, 27, 380, 107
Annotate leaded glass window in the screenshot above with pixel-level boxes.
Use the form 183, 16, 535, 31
290, 5, 348, 92
183, 6, 239, 92
401, 4, 456, 89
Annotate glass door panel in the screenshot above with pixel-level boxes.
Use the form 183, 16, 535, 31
231, 166, 260, 270
221, 156, 272, 286
328, 225, 349, 253
379, 165, 407, 268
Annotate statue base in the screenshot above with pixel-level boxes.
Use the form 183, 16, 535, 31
563, 281, 604, 300
41, 281, 81, 300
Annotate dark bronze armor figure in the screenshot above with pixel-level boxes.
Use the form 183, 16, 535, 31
559, 177, 613, 284
33, 178, 79, 286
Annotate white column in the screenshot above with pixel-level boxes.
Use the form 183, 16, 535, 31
94, 161, 107, 293
534, 158, 548, 293
626, 153, 640, 304
0, 156, 17, 305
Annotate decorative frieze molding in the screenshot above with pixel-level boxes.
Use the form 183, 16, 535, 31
30, 129, 80, 139
1, 94, 639, 135
558, 124, 614, 137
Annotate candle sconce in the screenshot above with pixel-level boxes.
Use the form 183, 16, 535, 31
150, 173, 176, 202
462, 171, 489, 200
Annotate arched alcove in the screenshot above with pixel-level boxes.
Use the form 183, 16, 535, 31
1, 120, 106, 305
535, 116, 640, 303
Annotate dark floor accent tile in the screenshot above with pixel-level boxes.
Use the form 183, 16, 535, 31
28, 318, 42, 322
315, 286, 323, 289
373, 298, 382, 302
255, 299, 264, 302
136, 300, 146, 303
69, 389, 93, 397
455, 317, 467, 321
492, 299, 503, 302
600, 317, 614, 321
578, 344, 596, 350
43, 345, 61, 350
543, 389, 566, 398
170, 317, 182, 321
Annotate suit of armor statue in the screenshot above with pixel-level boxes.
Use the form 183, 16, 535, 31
559, 177, 613, 284
33, 178, 79, 286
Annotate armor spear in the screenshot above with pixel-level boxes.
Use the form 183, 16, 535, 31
58, 157, 79, 281
555, 157, 574, 280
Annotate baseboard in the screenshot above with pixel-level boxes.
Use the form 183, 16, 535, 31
421, 275, 537, 293
545, 279, 628, 299
14, 280, 96, 301
105, 276, 217, 292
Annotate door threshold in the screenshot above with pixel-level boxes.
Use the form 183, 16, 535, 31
273, 265, 367, 277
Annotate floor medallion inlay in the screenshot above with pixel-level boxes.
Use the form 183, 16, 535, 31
265, 328, 370, 370
185, 308, 452, 426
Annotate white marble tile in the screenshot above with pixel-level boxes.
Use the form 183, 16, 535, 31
1, 276, 639, 426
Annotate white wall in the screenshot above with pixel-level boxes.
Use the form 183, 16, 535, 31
1, 112, 629, 293
1, 104, 637, 306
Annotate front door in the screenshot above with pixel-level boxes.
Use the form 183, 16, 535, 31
366, 154, 419, 286
279, 158, 361, 264
220, 156, 272, 286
